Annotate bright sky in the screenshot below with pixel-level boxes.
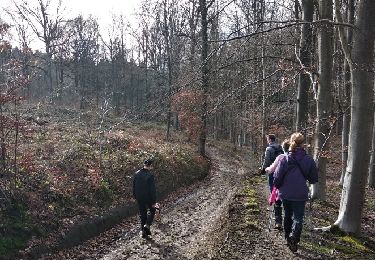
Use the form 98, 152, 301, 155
64, 0, 140, 25
0, 0, 142, 49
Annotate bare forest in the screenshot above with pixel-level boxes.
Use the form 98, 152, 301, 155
0, 0, 375, 259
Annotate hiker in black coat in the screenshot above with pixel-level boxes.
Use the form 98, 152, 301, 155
133, 159, 157, 238
261, 134, 283, 229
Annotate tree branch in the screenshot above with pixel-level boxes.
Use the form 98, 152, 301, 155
334, 0, 353, 69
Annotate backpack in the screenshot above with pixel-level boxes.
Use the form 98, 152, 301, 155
269, 145, 283, 164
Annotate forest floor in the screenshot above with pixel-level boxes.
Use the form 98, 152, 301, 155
38, 140, 375, 260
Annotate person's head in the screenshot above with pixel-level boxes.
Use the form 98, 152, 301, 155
267, 134, 276, 144
281, 139, 290, 153
289, 132, 304, 151
143, 159, 154, 169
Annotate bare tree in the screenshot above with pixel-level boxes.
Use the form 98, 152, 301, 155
333, 0, 375, 234
339, 0, 355, 185
69, 15, 100, 109
311, 0, 333, 200
296, 0, 313, 132
197, 0, 211, 156
12, 0, 68, 101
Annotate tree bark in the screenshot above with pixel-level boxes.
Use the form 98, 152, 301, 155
198, 0, 209, 156
311, 0, 333, 200
369, 110, 375, 188
163, 0, 173, 140
334, 0, 375, 234
296, 0, 314, 132
340, 0, 355, 185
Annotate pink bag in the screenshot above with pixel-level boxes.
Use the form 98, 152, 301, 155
268, 186, 279, 205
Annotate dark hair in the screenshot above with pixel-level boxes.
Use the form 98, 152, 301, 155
281, 139, 290, 153
268, 134, 276, 142
144, 159, 154, 166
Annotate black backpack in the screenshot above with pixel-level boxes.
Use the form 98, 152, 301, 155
269, 145, 283, 164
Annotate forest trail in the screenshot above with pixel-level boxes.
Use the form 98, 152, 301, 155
39, 145, 248, 259
40, 145, 369, 260
98, 146, 246, 260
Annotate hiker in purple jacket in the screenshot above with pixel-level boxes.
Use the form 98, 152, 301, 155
273, 133, 318, 253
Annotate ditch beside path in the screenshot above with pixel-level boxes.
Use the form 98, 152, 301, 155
40, 145, 247, 259
40, 145, 374, 260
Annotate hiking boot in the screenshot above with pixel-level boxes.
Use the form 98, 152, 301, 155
141, 230, 148, 239
274, 222, 282, 230
143, 225, 151, 236
287, 237, 298, 253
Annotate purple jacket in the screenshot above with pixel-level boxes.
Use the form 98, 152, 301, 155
273, 148, 318, 201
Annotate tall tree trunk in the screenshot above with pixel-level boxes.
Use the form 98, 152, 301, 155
340, 0, 355, 185
261, 44, 267, 151
296, 0, 313, 132
334, 0, 375, 234
198, 0, 209, 156
164, 0, 173, 140
0, 103, 6, 172
259, 0, 267, 153
369, 110, 375, 188
311, 0, 333, 200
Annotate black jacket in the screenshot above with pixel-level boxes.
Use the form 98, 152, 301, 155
133, 168, 156, 204
262, 142, 282, 170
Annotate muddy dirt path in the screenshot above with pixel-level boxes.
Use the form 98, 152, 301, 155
99, 147, 246, 260
40, 146, 247, 260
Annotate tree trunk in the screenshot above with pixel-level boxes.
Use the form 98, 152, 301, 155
334, 0, 375, 234
261, 44, 267, 152
311, 0, 333, 200
296, 0, 313, 132
369, 110, 375, 188
164, 1, 173, 140
198, 0, 209, 156
340, 0, 355, 185
340, 110, 350, 185
259, 0, 267, 153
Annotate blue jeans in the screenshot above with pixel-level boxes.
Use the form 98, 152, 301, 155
282, 199, 306, 243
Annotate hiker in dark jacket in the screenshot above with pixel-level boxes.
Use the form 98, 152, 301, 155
261, 134, 283, 229
273, 132, 318, 252
133, 159, 157, 239
261, 134, 283, 191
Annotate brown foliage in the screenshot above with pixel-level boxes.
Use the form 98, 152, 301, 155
172, 90, 204, 142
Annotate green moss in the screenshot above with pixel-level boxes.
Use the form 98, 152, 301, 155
365, 196, 375, 210
301, 241, 334, 255
302, 233, 375, 258
339, 235, 371, 253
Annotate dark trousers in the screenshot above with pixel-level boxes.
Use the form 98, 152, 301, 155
268, 173, 282, 224
137, 201, 156, 229
268, 173, 274, 193
282, 199, 306, 243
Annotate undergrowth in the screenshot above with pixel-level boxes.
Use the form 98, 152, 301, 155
0, 105, 209, 257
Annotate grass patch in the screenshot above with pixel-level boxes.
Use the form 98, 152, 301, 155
0, 202, 35, 256
0, 236, 28, 256
301, 241, 334, 255
339, 235, 372, 253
